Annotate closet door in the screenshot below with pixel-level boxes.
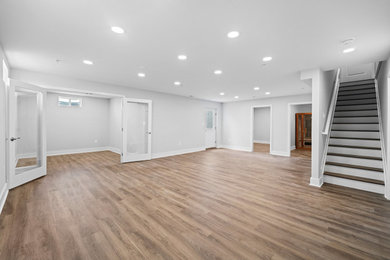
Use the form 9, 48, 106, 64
121, 98, 152, 163
8, 80, 47, 189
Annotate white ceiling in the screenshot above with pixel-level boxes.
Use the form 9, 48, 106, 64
1, 0, 390, 102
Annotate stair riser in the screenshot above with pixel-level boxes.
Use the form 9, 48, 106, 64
323, 175, 384, 194
330, 131, 380, 139
324, 165, 384, 181
327, 146, 382, 157
332, 124, 379, 131
335, 104, 377, 111
334, 110, 378, 117
337, 93, 376, 101
339, 84, 375, 91
337, 99, 376, 106
327, 155, 383, 168
338, 88, 376, 96
333, 117, 378, 123
329, 138, 381, 147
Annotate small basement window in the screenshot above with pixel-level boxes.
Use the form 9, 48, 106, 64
58, 96, 82, 107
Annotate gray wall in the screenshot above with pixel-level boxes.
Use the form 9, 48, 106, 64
253, 107, 270, 143
290, 104, 312, 148
11, 69, 222, 156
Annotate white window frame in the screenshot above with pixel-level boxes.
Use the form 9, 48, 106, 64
58, 96, 83, 107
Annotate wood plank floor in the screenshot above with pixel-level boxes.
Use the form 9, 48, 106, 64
1, 149, 390, 259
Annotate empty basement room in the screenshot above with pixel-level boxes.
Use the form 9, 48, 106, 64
1, 0, 390, 259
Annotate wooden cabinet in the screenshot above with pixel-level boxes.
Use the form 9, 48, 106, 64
295, 113, 312, 150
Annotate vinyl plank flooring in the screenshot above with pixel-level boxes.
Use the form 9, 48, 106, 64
0, 149, 390, 259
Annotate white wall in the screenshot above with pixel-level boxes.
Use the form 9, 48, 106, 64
222, 94, 311, 155
377, 57, 390, 199
0, 46, 9, 214
253, 107, 270, 144
108, 98, 122, 154
46, 93, 110, 153
302, 69, 336, 186
10, 69, 222, 157
290, 104, 312, 148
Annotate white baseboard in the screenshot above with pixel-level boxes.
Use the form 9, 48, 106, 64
270, 150, 290, 157
220, 145, 252, 152
0, 183, 8, 216
152, 147, 206, 159
290, 146, 296, 150
107, 147, 121, 155
310, 177, 323, 187
47, 147, 111, 156
254, 140, 270, 144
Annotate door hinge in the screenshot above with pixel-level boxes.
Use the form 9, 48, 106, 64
121, 153, 123, 156
121, 128, 123, 131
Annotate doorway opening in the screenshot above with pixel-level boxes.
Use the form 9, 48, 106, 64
251, 106, 272, 154
288, 103, 312, 158
205, 108, 217, 149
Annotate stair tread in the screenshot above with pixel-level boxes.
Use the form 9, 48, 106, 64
328, 144, 381, 150
330, 137, 380, 140
334, 115, 378, 118
324, 172, 384, 185
338, 91, 376, 96
335, 108, 377, 112
325, 162, 383, 172
337, 97, 377, 102
338, 89, 375, 94
339, 81, 375, 87
327, 152, 382, 160
336, 103, 377, 107
332, 122, 378, 124
331, 130, 379, 132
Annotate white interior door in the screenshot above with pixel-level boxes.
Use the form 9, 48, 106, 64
8, 80, 46, 189
121, 98, 152, 163
205, 109, 217, 148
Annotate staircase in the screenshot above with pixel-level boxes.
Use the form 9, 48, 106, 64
323, 78, 385, 194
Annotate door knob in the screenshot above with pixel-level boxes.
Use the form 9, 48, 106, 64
10, 137, 21, 141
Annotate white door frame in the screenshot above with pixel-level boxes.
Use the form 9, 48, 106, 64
204, 108, 218, 149
250, 105, 272, 153
8, 80, 47, 189
287, 101, 312, 157
121, 98, 152, 163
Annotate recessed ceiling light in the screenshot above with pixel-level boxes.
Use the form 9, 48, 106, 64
220, 92, 225, 96
137, 72, 146, 78
343, 47, 355, 53
254, 87, 260, 91
111, 26, 125, 34
174, 81, 181, 86
178, 55, 187, 60
83, 60, 93, 65
234, 96, 239, 99
265, 92, 271, 95
262, 56, 273, 62
227, 31, 240, 38
214, 70, 223, 75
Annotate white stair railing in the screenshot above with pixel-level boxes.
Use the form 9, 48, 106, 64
320, 68, 341, 176
374, 61, 389, 199
322, 68, 341, 135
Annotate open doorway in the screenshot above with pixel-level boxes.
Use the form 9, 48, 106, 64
205, 108, 217, 149
251, 106, 272, 154
288, 103, 312, 158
